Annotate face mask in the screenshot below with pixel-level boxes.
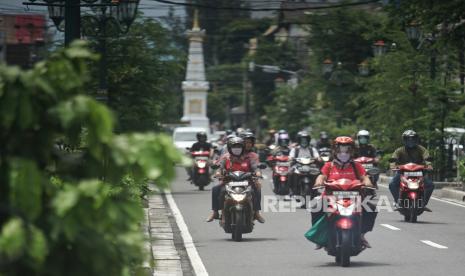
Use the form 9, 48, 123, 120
359, 137, 368, 145
337, 152, 350, 163
300, 139, 309, 147
231, 148, 243, 156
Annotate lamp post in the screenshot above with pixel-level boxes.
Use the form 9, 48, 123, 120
372, 40, 387, 57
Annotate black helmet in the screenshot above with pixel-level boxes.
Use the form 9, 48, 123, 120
196, 131, 207, 142
402, 129, 418, 148
297, 131, 311, 147
240, 131, 256, 143
277, 132, 290, 147
227, 136, 245, 156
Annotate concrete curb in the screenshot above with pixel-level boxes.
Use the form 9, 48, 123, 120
379, 175, 465, 204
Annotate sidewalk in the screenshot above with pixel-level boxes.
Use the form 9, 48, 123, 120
143, 185, 195, 276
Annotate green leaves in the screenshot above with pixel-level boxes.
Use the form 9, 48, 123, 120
0, 218, 26, 260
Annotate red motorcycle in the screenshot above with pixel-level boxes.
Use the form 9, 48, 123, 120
190, 151, 211, 190
267, 154, 291, 195
354, 157, 380, 189
393, 163, 430, 223
322, 179, 372, 267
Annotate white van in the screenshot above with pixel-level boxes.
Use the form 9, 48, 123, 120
172, 127, 210, 152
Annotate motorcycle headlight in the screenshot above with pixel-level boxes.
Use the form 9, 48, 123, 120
406, 179, 420, 190
231, 193, 246, 202
197, 161, 207, 168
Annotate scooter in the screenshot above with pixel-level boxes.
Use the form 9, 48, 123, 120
321, 179, 374, 267
319, 147, 331, 162
354, 157, 380, 189
392, 162, 430, 223
268, 154, 291, 195
190, 150, 211, 190
292, 157, 321, 208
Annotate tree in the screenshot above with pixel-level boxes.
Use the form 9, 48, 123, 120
88, 17, 185, 132
0, 42, 188, 275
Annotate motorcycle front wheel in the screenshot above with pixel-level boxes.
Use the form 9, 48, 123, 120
232, 210, 243, 242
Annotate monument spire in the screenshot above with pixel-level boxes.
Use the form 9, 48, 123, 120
181, 9, 210, 130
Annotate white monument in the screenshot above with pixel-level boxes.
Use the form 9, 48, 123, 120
181, 10, 210, 130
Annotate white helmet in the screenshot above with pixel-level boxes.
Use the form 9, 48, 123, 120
357, 130, 370, 145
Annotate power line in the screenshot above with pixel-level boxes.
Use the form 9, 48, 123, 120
150, 0, 381, 11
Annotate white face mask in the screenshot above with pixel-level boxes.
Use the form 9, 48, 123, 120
337, 152, 350, 163
231, 148, 243, 156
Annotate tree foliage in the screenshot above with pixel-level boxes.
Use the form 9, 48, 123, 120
0, 42, 188, 275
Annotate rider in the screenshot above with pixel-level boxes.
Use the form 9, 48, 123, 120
355, 130, 380, 185
206, 137, 265, 223
389, 130, 434, 210
316, 131, 332, 150
188, 131, 213, 180
314, 136, 377, 248
289, 131, 321, 195
271, 131, 291, 157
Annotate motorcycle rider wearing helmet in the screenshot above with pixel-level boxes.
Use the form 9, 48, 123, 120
314, 136, 377, 248
355, 130, 380, 185
316, 131, 332, 150
289, 131, 321, 195
187, 131, 213, 180
389, 130, 434, 210
206, 137, 265, 223
271, 131, 291, 157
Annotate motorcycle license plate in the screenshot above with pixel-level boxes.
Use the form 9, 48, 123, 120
333, 191, 359, 197
276, 162, 290, 166
404, 171, 423, 177
228, 181, 249, 187
363, 164, 373, 169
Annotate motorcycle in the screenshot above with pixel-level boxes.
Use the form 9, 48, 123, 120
190, 150, 211, 190
220, 170, 262, 241
319, 147, 331, 162
268, 154, 292, 195
319, 179, 373, 267
354, 157, 380, 189
291, 157, 321, 208
392, 162, 430, 223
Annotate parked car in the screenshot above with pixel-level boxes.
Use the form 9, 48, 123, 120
172, 127, 210, 152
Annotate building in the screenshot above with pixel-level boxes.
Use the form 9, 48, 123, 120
0, 13, 47, 68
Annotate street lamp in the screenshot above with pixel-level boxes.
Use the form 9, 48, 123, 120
372, 40, 387, 57
47, 1, 65, 31
405, 22, 422, 42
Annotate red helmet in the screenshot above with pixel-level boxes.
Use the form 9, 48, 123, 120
334, 136, 354, 145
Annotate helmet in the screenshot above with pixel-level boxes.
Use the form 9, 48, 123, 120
297, 131, 311, 147
278, 129, 288, 135
268, 129, 276, 134
333, 136, 355, 162
236, 127, 245, 136
227, 136, 245, 156
277, 133, 290, 147
402, 129, 418, 148
196, 131, 207, 142
240, 131, 256, 143
320, 131, 329, 140
225, 129, 233, 136
357, 130, 370, 145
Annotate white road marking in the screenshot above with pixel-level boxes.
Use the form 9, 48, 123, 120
165, 190, 209, 276
380, 224, 401, 231
378, 183, 465, 209
421, 240, 448, 249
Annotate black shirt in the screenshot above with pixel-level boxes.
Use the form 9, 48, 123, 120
190, 142, 212, 152
356, 144, 377, 158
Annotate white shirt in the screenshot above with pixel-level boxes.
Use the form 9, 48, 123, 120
289, 146, 320, 159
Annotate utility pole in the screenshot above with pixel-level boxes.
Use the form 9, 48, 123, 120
64, 0, 81, 46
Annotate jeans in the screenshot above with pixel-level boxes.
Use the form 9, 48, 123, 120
211, 184, 261, 211
389, 172, 434, 205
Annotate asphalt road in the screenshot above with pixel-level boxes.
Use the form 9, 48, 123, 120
170, 167, 465, 276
